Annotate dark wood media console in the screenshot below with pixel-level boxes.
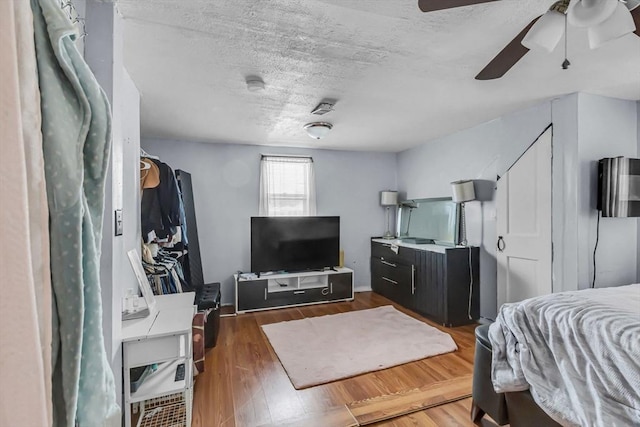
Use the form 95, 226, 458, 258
234, 267, 354, 313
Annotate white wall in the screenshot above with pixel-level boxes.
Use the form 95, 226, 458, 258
141, 139, 397, 305
85, 1, 141, 411
397, 103, 552, 320
550, 94, 580, 293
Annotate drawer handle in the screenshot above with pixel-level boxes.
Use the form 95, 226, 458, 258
382, 277, 398, 285
293, 290, 306, 295
411, 265, 415, 295
322, 287, 329, 296
381, 260, 397, 268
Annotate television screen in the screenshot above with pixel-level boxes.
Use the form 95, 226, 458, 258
598, 157, 640, 217
251, 216, 340, 273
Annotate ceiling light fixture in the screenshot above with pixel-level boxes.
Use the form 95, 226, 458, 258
568, 0, 618, 28
521, 0, 570, 52
245, 77, 265, 92
303, 122, 333, 139
586, 2, 637, 49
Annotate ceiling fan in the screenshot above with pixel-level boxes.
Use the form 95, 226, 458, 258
418, 0, 640, 80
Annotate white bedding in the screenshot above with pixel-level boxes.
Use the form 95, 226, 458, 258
489, 284, 640, 427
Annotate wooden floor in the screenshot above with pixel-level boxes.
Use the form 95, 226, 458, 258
192, 292, 479, 427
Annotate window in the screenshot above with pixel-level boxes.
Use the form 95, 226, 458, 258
259, 156, 316, 216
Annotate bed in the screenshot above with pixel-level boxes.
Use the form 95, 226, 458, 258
488, 283, 640, 426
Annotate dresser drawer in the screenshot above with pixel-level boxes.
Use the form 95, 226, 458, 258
371, 241, 415, 265
377, 258, 412, 283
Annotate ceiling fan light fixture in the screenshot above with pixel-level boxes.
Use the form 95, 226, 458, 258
568, 0, 618, 27
521, 10, 566, 52
587, 2, 636, 48
303, 122, 333, 139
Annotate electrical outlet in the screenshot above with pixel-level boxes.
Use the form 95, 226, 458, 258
115, 209, 123, 236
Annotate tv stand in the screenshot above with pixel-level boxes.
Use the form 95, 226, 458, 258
234, 267, 354, 313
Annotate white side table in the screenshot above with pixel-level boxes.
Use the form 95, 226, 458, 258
122, 292, 196, 427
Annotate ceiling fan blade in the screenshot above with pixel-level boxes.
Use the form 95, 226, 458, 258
418, 0, 499, 13
475, 16, 541, 80
632, 6, 640, 36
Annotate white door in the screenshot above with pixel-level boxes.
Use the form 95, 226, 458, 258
497, 127, 552, 308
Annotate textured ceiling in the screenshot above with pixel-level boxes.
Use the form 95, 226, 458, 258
117, 0, 640, 152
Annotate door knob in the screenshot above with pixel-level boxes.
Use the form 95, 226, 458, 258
497, 236, 506, 252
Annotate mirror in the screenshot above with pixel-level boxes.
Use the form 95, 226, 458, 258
396, 197, 459, 246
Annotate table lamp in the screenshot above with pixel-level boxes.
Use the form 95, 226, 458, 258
380, 190, 398, 239
451, 180, 475, 246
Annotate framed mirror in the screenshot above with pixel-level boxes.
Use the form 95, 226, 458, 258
396, 197, 459, 246
124, 249, 157, 320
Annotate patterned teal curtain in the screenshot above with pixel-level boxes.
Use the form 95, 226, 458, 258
31, 0, 120, 425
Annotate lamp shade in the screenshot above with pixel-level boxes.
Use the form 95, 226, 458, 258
451, 180, 475, 203
587, 2, 636, 49
521, 10, 566, 52
380, 190, 398, 206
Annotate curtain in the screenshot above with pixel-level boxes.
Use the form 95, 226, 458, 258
259, 156, 317, 216
31, 0, 120, 425
0, 1, 52, 426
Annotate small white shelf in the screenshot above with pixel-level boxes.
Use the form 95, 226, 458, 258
129, 359, 192, 404
267, 274, 328, 293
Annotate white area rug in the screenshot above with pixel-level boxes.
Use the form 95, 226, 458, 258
261, 305, 458, 389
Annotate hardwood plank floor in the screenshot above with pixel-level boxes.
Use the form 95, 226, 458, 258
192, 292, 479, 427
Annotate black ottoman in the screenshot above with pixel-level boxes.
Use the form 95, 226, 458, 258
196, 282, 221, 349
472, 324, 509, 425
472, 324, 562, 427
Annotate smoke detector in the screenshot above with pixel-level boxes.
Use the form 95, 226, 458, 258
245, 76, 265, 92
311, 102, 334, 115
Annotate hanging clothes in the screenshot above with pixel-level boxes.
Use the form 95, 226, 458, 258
32, 0, 119, 425
0, 1, 52, 426
140, 158, 183, 243
140, 158, 160, 191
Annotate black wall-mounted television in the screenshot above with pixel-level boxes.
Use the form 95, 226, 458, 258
251, 216, 340, 273
597, 157, 640, 217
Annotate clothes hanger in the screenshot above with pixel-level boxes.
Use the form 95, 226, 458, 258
140, 148, 159, 160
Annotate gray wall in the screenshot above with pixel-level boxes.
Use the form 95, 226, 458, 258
397, 93, 639, 320
141, 139, 397, 305
397, 102, 552, 320
551, 94, 638, 292
575, 94, 638, 289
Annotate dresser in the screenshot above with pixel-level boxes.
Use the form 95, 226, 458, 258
371, 239, 479, 326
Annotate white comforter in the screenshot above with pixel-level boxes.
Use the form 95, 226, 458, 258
489, 284, 640, 427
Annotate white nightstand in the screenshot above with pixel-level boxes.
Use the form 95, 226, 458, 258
122, 292, 196, 427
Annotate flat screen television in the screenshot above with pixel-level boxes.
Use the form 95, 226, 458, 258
251, 216, 340, 273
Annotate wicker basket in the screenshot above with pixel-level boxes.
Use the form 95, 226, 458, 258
137, 393, 186, 427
